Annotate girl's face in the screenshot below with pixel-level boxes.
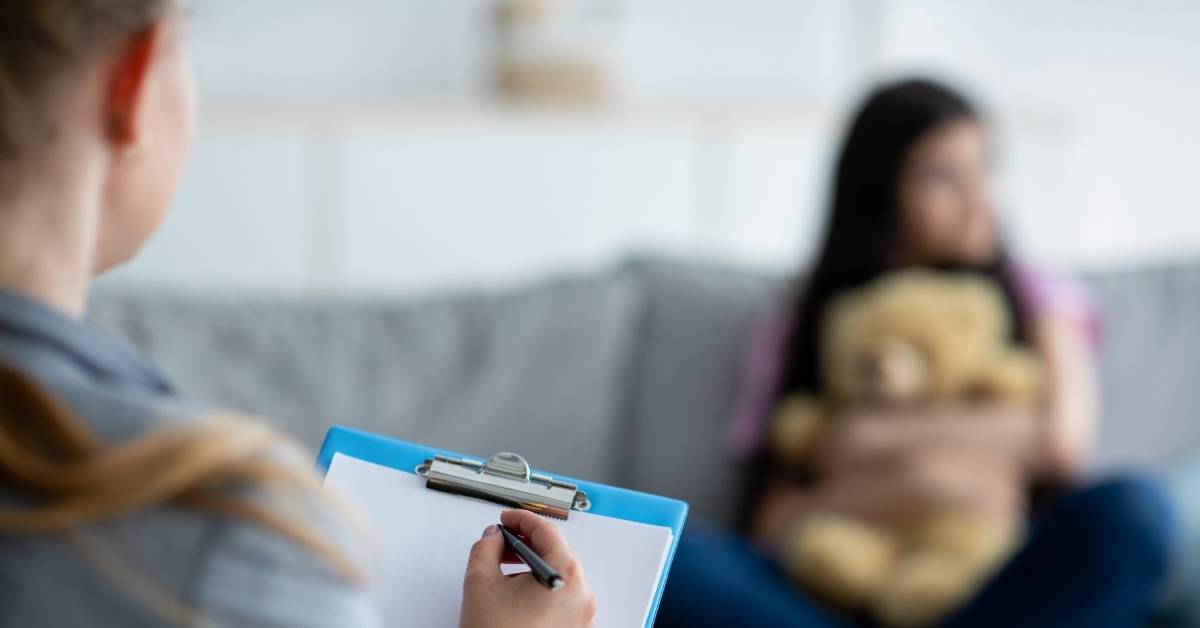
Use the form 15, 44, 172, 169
95, 13, 197, 274
896, 119, 999, 267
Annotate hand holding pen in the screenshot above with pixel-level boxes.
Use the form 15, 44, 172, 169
460, 509, 597, 628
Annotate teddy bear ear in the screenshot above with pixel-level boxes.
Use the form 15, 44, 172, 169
821, 292, 875, 397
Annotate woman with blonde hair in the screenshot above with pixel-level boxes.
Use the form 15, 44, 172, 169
0, 1, 596, 626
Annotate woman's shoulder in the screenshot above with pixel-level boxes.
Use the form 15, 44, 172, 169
0, 485, 378, 627
173, 433, 380, 625
193, 487, 381, 627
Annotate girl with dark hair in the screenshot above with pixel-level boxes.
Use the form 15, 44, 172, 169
658, 79, 1174, 627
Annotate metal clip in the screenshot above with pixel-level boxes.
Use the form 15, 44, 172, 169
416, 452, 591, 520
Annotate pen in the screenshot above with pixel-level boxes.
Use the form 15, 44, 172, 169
498, 523, 565, 591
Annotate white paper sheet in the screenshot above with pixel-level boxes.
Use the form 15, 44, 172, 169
325, 453, 674, 627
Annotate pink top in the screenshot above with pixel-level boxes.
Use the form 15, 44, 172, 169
726, 265, 1101, 461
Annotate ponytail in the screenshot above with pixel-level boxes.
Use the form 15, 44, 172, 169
0, 365, 364, 622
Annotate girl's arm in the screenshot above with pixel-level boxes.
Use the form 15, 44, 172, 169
819, 403, 1041, 473
1029, 314, 1099, 479
818, 314, 1099, 481
750, 446, 1025, 550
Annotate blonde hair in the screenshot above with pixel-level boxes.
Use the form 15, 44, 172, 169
0, 364, 363, 624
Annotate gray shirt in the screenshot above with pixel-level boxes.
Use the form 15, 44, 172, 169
0, 290, 382, 627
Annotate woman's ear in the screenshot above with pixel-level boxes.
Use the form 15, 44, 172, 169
105, 22, 168, 153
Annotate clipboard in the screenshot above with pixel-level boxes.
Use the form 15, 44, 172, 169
316, 425, 689, 628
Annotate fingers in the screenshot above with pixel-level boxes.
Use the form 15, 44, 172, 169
500, 510, 571, 555
500, 510, 576, 572
463, 525, 504, 588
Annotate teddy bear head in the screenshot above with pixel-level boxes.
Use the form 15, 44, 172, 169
820, 270, 1028, 405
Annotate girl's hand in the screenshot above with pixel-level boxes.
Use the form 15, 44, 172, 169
900, 444, 1026, 521
792, 445, 1024, 531
819, 404, 1041, 474
460, 509, 597, 628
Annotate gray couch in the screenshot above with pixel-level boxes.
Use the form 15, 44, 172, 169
88, 256, 1200, 618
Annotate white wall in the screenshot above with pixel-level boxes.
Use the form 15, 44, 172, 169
186, 0, 496, 105
877, 0, 1200, 269
104, 0, 1200, 294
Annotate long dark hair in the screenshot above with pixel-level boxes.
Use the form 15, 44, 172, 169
777, 78, 1030, 401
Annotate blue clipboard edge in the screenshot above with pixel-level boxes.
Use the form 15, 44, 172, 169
316, 425, 689, 628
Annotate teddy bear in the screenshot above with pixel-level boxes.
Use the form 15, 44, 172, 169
769, 270, 1042, 627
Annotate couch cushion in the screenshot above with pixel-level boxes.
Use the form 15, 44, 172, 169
618, 257, 781, 525
88, 272, 644, 485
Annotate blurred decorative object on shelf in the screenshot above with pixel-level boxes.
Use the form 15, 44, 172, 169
494, 0, 623, 105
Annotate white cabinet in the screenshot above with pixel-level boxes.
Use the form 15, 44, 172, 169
103, 107, 837, 294
340, 116, 698, 291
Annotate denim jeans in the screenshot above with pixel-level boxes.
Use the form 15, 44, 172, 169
657, 476, 1175, 628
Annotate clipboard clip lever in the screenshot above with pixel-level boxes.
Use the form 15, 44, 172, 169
416, 452, 591, 520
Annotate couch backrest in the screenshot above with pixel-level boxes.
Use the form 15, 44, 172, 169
616, 258, 779, 525
1084, 264, 1200, 471
89, 273, 645, 485
89, 257, 1200, 529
